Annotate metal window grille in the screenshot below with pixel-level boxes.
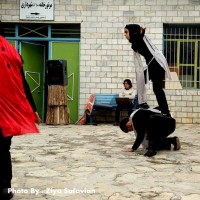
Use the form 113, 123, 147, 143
2, 22, 80, 39
163, 24, 200, 89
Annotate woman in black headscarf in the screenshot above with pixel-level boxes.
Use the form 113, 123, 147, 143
124, 24, 171, 116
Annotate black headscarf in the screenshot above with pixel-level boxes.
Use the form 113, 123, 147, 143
119, 118, 129, 133
125, 24, 145, 51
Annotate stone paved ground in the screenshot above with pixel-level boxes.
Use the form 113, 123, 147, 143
10, 124, 200, 200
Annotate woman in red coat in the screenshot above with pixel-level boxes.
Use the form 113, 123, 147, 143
0, 22, 40, 200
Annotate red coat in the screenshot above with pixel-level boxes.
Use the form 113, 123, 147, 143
0, 36, 39, 137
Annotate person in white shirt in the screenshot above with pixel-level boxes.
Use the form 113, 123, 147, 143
113, 79, 135, 126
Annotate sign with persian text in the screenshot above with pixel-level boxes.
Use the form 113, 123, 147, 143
20, 0, 54, 20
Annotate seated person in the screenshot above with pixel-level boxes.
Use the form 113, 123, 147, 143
113, 79, 135, 126
119, 107, 181, 157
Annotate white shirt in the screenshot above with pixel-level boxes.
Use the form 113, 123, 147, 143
119, 87, 135, 99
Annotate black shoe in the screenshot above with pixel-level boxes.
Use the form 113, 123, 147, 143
0, 188, 14, 200
137, 103, 149, 109
171, 137, 181, 150
144, 150, 157, 157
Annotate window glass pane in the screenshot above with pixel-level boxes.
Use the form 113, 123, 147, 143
198, 41, 200, 66
189, 27, 200, 39
164, 26, 187, 39
179, 66, 194, 88
164, 24, 200, 89
180, 42, 195, 64
197, 69, 200, 88
51, 24, 80, 38
164, 41, 177, 66
1, 22, 15, 37
178, 27, 188, 39
18, 23, 48, 38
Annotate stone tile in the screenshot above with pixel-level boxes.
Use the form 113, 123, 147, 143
10, 124, 200, 200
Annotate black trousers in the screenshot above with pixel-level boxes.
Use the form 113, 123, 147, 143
147, 59, 169, 114
132, 110, 175, 150
115, 103, 133, 122
148, 138, 172, 150
0, 130, 12, 189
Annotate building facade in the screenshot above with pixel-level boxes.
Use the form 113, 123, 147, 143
1, 0, 200, 123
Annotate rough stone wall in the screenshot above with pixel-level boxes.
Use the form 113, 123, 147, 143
1, 0, 200, 123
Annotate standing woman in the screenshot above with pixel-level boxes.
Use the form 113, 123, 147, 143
124, 24, 171, 116
0, 21, 40, 199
